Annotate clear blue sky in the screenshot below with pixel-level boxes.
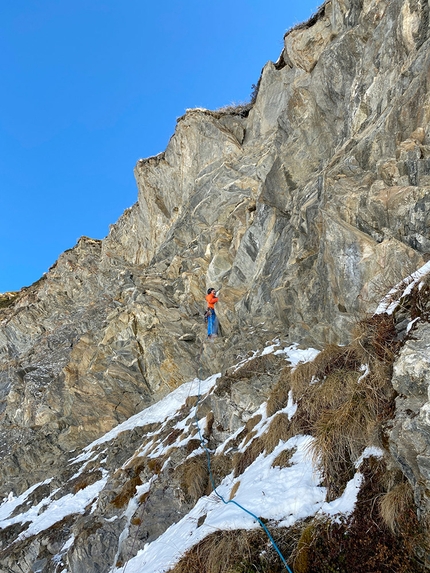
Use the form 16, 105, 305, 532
0, 0, 320, 293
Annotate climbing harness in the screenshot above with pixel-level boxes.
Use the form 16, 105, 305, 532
193, 348, 294, 573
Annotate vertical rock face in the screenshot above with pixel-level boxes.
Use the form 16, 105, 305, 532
390, 323, 430, 517
107, 0, 430, 344
1, 0, 430, 533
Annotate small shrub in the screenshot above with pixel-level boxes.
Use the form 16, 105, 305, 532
250, 79, 261, 104
0, 292, 19, 309
216, 102, 252, 118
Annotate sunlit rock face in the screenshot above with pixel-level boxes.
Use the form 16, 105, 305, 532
1, 0, 430, 521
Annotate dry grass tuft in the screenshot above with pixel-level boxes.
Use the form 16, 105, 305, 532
138, 490, 150, 504
168, 528, 278, 573
111, 474, 143, 508
163, 428, 183, 445
262, 413, 292, 454
185, 395, 198, 408
216, 101, 252, 118
186, 438, 202, 454
293, 520, 315, 573
351, 314, 400, 363
180, 455, 209, 501
229, 481, 241, 500
71, 470, 103, 493
206, 411, 215, 435
233, 436, 265, 478
272, 447, 297, 469
123, 456, 146, 473
147, 457, 163, 475
266, 367, 292, 417
277, 313, 399, 499
245, 414, 262, 432
206, 453, 233, 494
242, 429, 257, 446
379, 480, 414, 533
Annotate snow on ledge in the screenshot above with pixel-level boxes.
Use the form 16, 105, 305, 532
375, 260, 430, 315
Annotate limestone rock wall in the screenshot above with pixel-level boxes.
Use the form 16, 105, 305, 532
106, 0, 430, 344
390, 322, 430, 519
1, 0, 430, 515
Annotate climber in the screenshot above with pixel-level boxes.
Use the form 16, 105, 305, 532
205, 287, 219, 339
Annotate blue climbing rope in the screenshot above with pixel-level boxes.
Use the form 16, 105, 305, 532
193, 374, 294, 573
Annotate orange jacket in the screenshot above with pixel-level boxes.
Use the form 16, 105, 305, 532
205, 292, 219, 309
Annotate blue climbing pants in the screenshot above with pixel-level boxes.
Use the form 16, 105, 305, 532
207, 309, 218, 337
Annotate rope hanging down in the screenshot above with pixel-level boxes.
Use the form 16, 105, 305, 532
193, 369, 293, 573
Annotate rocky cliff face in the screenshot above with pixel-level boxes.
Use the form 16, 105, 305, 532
2, 0, 430, 571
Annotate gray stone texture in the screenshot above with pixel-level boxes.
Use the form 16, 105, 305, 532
2, 0, 430, 569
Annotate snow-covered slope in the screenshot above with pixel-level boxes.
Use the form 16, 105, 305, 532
0, 343, 376, 573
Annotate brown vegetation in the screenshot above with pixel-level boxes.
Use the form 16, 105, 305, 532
379, 479, 415, 533
180, 455, 209, 501
262, 412, 292, 454
245, 414, 262, 433
264, 314, 399, 499
293, 457, 426, 573
229, 481, 240, 500
206, 453, 234, 494
233, 436, 265, 478
266, 366, 292, 417
168, 527, 299, 573
272, 447, 297, 469
111, 474, 143, 508
71, 470, 104, 494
